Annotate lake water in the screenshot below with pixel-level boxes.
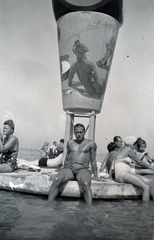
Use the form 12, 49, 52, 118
0, 149, 154, 240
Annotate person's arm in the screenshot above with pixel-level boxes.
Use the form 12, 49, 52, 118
63, 141, 70, 168
108, 160, 115, 178
90, 142, 99, 180
68, 65, 76, 87
137, 151, 148, 161
146, 153, 154, 163
0, 130, 3, 142
100, 153, 109, 172
128, 149, 154, 169
46, 146, 50, 157
0, 136, 17, 153
0, 130, 4, 152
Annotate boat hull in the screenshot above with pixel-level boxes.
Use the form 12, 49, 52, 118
0, 170, 142, 199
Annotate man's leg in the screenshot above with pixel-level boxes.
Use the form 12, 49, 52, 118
76, 169, 92, 204
48, 168, 74, 201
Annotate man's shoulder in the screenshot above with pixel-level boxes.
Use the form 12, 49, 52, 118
67, 139, 74, 145
84, 139, 97, 147
84, 138, 95, 143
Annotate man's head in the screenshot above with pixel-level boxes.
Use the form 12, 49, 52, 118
60, 139, 64, 143
113, 136, 123, 148
3, 119, 15, 134
74, 123, 85, 141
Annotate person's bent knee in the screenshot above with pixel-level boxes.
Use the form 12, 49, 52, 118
82, 180, 91, 189
52, 176, 62, 187
53, 177, 60, 184
144, 184, 150, 192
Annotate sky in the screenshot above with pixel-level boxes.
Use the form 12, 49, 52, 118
0, 0, 154, 154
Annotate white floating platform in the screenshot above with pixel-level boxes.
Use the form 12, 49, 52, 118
0, 170, 142, 199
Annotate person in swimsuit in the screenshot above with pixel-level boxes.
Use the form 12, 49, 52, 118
39, 142, 50, 158
99, 142, 117, 175
134, 138, 154, 164
132, 137, 154, 175
48, 141, 57, 159
48, 123, 99, 205
55, 139, 64, 157
114, 136, 154, 202
0, 119, 19, 172
99, 136, 123, 178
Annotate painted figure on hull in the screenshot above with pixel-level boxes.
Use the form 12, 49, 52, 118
68, 40, 104, 99
96, 36, 116, 70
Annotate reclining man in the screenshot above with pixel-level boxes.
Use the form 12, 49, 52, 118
48, 123, 99, 204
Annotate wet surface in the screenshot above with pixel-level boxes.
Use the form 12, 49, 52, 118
0, 190, 154, 240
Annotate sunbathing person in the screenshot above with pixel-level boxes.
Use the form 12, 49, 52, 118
114, 136, 154, 202
48, 123, 99, 205
38, 152, 63, 168
0, 119, 19, 173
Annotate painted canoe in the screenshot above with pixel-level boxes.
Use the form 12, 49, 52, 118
0, 168, 142, 199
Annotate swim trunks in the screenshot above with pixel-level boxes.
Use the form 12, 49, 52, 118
65, 163, 91, 176
38, 158, 48, 167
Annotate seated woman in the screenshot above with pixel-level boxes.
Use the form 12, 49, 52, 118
114, 136, 154, 202
134, 137, 154, 163
0, 119, 19, 173
133, 137, 154, 174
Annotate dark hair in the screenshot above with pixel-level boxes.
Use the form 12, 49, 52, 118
74, 123, 85, 132
107, 142, 117, 152
134, 137, 147, 148
113, 136, 121, 142
4, 119, 15, 133
60, 139, 64, 143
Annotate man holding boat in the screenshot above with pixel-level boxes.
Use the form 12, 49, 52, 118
48, 123, 99, 204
